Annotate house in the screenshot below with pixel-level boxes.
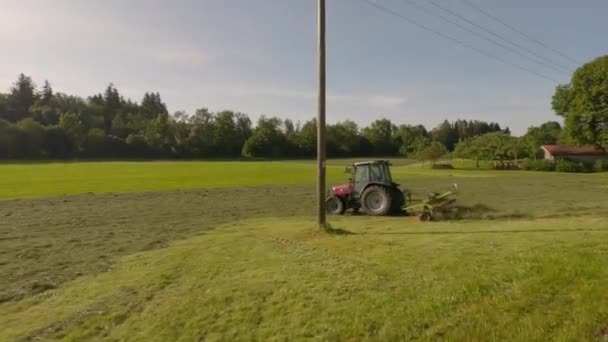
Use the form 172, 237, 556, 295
541, 144, 608, 163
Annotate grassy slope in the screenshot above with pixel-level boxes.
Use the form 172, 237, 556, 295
3, 216, 608, 341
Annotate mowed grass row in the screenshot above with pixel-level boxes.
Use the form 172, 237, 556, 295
3, 216, 608, 340
1, 159, 605, 200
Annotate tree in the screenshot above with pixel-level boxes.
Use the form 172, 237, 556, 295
186, 108, 215, 157
40, 80, 54, 104
59, 112, 86, 150
111, 111, 132, 139
241, 116, 287, 158
16, 118, 46, 157
100, 84, 123, 133
140, 92, 168, 119
396, 124, 428, 156
453, 132, 521, 168
509, 136, 528, 162
362, 118, 398, 156
412, 141, 448, 166
6, 74, 37, 122
524, 121, 562, 159
0, 119, 25, 158
45, 126, 73, 158
327, 120, 361, 157
432, 120, 459, 151
296, 119, 317, 157
552, 55, 608, 149
212, 111, 243, 157
144, 112, 175, 154
235, 113, 253, 146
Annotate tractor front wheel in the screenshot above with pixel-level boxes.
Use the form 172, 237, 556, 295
326, 196, 346, 215
361, 186, 392, 216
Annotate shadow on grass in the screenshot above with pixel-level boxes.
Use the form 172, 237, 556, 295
322, 223, 357, 235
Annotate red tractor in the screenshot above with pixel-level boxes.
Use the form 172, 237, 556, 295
326, 160, 406, 216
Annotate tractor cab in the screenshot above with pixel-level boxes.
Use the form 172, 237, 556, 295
350, 160, 394, 196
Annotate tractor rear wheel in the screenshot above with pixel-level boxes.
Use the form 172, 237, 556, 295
326, 196, 346, 215
361, 186, 392, 216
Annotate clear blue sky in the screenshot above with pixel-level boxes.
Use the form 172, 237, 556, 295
1, 0, 606, 134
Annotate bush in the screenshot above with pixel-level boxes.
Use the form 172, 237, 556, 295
431, 163, 454, 169
522, 159, 555, 172
555, 158, 591, 173
594, 159, 608, 172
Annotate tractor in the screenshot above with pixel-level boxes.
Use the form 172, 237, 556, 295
326, 160, 459, 219
326, 160, 405, 216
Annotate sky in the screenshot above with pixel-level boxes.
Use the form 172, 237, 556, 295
1, 0, 607, 135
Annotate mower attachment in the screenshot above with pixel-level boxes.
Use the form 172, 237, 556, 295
404, 184, 458, 221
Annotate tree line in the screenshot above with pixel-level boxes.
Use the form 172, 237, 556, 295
0, 74, 508, 160
1, 55, 605, 161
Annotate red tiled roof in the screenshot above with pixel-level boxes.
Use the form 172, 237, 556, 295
541, 144, 608, 156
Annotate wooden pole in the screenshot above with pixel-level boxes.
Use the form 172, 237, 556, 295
317, 0, 327, 227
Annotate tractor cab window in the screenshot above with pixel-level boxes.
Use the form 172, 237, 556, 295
353, 165, 369, 195
370, 163, 392, 183
355, 165, 369, 183
370, 164, 382, 182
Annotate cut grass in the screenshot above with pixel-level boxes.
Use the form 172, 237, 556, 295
2, 170, 608, 304
3, 216, 608, 341
2, 161, 608, 339
0, 185, 317, 303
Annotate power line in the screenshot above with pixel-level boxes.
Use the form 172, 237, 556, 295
400, 0, 571, 75
423, 0, 573, 73
460, 0, 581, 65
362, 0, 560, 83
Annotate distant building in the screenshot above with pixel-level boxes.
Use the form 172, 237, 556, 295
541, 144, 608, 163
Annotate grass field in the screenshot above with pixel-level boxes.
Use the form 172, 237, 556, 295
1, 161, 608, 340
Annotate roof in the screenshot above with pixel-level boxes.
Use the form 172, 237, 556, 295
353, 160, 390, 166
541, 145, 608, 156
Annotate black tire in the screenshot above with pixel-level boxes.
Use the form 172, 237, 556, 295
390, 188, 405, 213
361, 185, 392, 216
326, 196, 345, 215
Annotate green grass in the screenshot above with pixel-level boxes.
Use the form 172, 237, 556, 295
0, 159, 419, 199
3, 216, 608, 341
0, 161, 345, 199
2, 161, 608, 340
2, 159, 605, 200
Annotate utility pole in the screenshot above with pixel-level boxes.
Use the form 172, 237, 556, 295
317, 0, 327, 227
